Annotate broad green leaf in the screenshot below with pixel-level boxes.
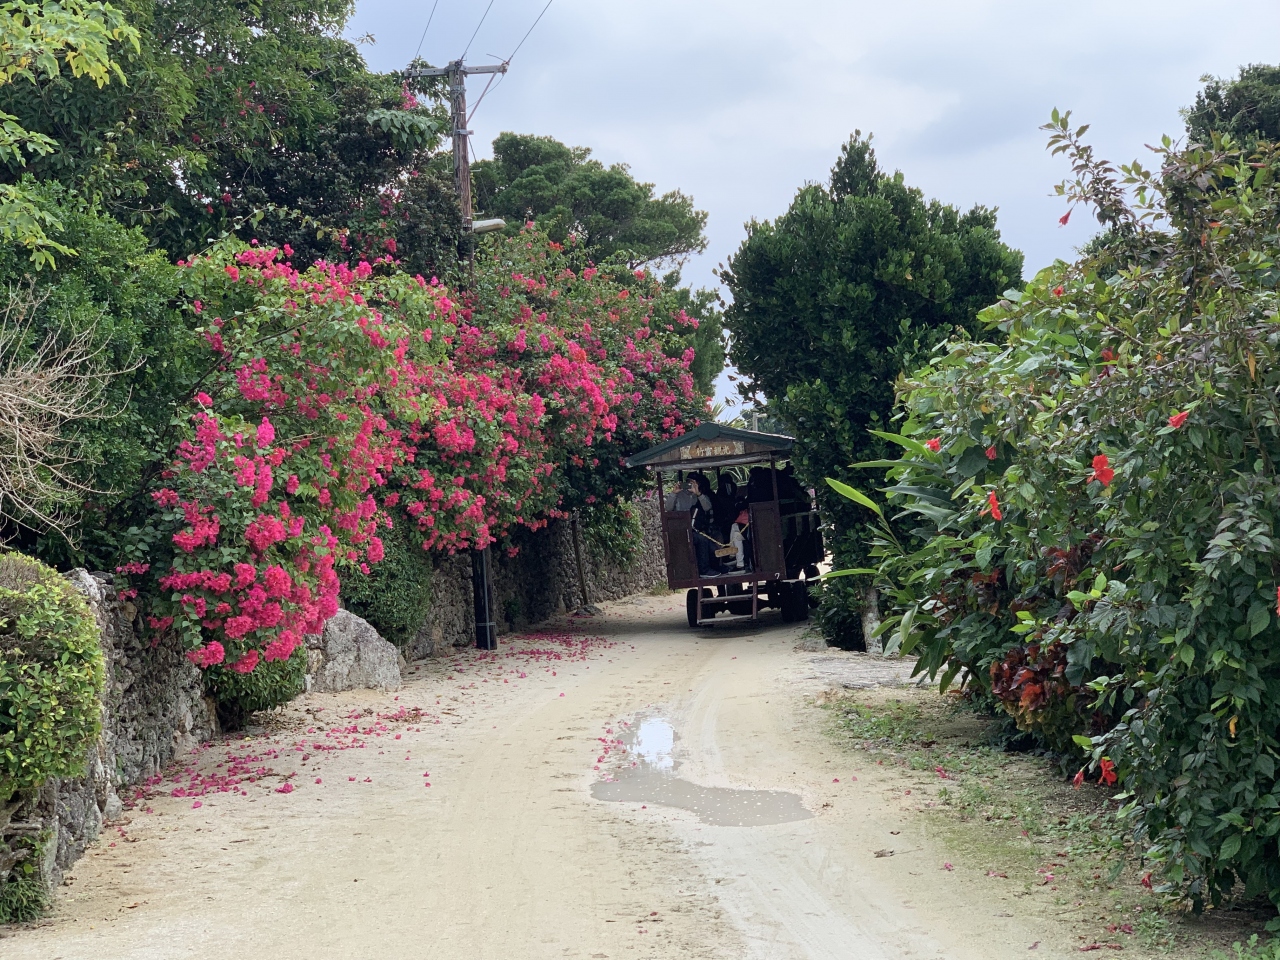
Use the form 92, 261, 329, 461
818, 567, 879, 579
868, 429, 932, 457
1219, 834, 1242, 860
824, 478, 883, 517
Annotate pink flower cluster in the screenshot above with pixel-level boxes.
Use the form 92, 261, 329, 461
123, 233, 703, 673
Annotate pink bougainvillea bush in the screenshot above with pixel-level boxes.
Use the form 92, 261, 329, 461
119, 229, 703, 676
131, 245, 445, 672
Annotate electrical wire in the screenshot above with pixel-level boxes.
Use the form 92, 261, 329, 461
461, 0, 496, 60
413, 0, 441, 61
507, 0, 553, 63
467, 0, 551, 122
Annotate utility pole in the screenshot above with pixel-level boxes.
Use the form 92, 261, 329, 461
404, 60, 506, 229
404, 59, 507, 650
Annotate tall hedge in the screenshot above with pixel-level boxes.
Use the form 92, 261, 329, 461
856, 115, 1280, 917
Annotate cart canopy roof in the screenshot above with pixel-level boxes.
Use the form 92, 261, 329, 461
625, 421, 795, 471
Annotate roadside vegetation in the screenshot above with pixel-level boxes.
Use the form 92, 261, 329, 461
823, 686, 1280, 959
738, 62, 1280, 933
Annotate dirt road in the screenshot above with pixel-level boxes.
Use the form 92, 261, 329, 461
6, 593, 1081, 959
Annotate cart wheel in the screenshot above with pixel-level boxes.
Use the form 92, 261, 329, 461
780, 583, 797, 623
686, 588, 700, 628
780, 582, 809, 623
792, 581, 810, 622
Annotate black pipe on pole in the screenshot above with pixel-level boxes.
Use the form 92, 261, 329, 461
571, 511, 590, 612
472, 546, 497, 649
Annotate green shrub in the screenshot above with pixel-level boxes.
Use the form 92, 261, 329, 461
0, 554, 103, 804
849, 119, 1280, 916
0, 185, 193, 571
0, 556, 101, 922
582, 501, 643, 565
1213, 937, 1280, 960
0, 838, 48, 924
339, 520, 434, 646
203, 644, 307, 731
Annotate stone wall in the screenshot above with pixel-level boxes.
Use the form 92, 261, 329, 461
29, 571, 216, 887
403, 494, 667, 655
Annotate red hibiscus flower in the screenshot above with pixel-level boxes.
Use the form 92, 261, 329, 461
1091, 454, 1114, 487
987, 490, 1003, 521
1059, 209, 1071, 226
1168, 410, 1189, 429
1097, 757, 1117, 786
1072, 769, 1085, 789
925, 437, 941, 452
985, 445, 997, 460
1052, 285, 1064, 297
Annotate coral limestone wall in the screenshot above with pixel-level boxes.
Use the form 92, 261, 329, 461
31, 572, 216, 887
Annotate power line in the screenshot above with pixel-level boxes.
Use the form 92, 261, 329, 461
413, 0, 441, 61
468, 0, 550, 122
507, 0, 553, 63
461, 0, 496, 60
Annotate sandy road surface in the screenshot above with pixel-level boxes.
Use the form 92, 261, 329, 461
6, 593, 1078, 959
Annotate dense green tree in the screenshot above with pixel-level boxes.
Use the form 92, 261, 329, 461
472, 132, 707, 269
1186, 63, 1280, 145
0, 184, 195, 567
0, 0, 463, 274
720, 133, 1023, 645
0, 0, 137, 266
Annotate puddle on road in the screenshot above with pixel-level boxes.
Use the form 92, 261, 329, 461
591, 717, 812, 827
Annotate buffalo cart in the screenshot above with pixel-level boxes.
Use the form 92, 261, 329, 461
625, 422, 824, 628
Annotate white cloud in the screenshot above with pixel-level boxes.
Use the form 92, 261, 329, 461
349, 0, 1280, 407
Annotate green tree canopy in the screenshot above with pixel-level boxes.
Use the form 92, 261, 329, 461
1186, 63, 1280, 145
472, 132, 708, 269
0, 0, 462, 274
0, 0, 138, 266
720, 133, 1022, 643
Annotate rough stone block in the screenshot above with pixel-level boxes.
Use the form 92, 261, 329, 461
309, 610, 402, 693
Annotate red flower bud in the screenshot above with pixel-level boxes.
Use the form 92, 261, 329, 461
925, 437, 941, 452
1168, 410, 1188, 429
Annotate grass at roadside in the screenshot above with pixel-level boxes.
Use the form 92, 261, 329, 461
821, 686, 1276, 959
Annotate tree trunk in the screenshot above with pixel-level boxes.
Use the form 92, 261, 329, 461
861, 585, 882, 654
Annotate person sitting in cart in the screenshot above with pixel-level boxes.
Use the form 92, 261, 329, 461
688, 474, 729, 577
729, 507, 751, 573
663, 475, 701, 513
713, 474, 739, 543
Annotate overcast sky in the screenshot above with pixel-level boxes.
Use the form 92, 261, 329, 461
348, 0, 1280, 409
